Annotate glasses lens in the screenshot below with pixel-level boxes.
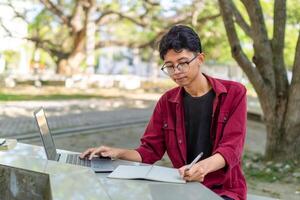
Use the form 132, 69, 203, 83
178, 63, 189, 72
162, 65, 174, 75
167, 66, 175, 75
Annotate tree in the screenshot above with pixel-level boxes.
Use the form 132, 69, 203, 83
1, 0, 221, 75
218, 0, 300, 162
32, 0, 158, 74
1, 0, 162, 74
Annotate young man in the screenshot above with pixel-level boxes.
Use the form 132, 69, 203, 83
80, 25, 247, 200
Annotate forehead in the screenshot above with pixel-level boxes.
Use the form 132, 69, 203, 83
164, 49, 194, 62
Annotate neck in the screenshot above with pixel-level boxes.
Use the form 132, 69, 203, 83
184, 73, 211, 97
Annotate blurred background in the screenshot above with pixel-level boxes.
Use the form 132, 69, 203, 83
0, 0, 299, 199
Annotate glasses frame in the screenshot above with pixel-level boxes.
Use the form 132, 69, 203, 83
161, 54, 198, 76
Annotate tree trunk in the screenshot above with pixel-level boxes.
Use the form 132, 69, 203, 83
56, 58, 69, 74
264, 101, 300, 162
56, 28, 86, 75
56, 51, 85, 75
218, 0, 300, 163
264, 106, 286, 160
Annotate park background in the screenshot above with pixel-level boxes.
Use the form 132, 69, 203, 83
0, 0, 299, 199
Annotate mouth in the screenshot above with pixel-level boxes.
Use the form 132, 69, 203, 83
175, 76, 186, 82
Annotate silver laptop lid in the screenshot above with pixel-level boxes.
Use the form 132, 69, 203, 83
34, 107, 58, 161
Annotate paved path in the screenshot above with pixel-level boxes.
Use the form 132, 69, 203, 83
0, 98, 266, 155
0, 99, 155, 138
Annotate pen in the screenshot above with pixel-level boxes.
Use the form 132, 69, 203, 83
185, 152, 203, 171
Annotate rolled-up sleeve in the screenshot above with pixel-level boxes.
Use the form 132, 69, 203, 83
214, 86, 247, 171
135, 98, 166, 164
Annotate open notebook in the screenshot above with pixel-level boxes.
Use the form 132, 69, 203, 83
107, 165, 186, 184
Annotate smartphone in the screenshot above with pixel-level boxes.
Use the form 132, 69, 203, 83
0, 138, 6, 146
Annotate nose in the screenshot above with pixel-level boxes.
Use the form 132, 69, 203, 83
173, 66, 181, 74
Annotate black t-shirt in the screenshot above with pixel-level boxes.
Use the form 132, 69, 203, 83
183, 89, 215, 164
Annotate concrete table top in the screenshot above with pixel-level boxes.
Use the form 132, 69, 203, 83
0, 143, 222, 200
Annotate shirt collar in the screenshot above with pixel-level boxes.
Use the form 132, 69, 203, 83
168, 73, 227, 104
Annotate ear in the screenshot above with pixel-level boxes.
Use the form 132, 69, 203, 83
197, 53, 205, 64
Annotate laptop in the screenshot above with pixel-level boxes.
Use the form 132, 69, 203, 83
33, 107, 115, 172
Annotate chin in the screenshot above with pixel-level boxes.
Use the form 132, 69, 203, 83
175, 80, 189, 87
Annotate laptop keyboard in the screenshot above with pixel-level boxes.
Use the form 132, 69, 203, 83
66, 154, 91, 167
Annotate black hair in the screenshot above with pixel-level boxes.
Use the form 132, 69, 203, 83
159, 25, 202, 60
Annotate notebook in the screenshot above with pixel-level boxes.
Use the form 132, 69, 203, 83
108, 165, 186, 184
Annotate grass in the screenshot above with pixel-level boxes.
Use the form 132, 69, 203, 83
243, 152, 300, 183
0, 85, 133, 101
0, 93, 114, 101
0, 84, 164, 102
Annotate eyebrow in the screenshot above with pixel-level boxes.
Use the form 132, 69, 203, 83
164, 57, 189, 64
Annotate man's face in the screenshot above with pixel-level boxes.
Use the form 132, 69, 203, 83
163, 49, 204, 87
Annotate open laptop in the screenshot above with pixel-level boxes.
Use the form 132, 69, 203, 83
33, 107, 115, 172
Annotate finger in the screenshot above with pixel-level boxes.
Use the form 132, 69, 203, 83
178, 166, 187, 177
101, 151, 112, 158
184, 170, 191, 177
180, 170, 186, 178
184, 175, 193, 182
184, 169, 199, 182
190, 165, 204, 177
188, 165, 198, 175
89, 148, 101, 160
90, 146, 117, 160
80, 148, 94, 158
191, 172, 205, 182
182, 174, 188, 181
98, 146, 112, 157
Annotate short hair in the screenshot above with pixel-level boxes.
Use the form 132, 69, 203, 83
159, 25, 202, 60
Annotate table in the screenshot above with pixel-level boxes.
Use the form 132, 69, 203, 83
0, 143, 222, 200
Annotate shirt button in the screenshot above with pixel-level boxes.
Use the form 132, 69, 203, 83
163, 123, 168, 128
179, 139, 182, 144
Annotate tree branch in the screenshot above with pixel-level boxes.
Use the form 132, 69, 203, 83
26, 36, 69, 59
69, 0, 84, 32
291, 30, 300, 87
191, 1, 205, 26
39, 0, 70, 26
95, 10, 115, 25
144, 0, 160, 6
96, 10, 146, 27
96, 11, 220, 51
272, 0, 288, 97
241, 0, 275, 88
95, 40, 133, 49
229, 1, 252, 38
1, 0, 30, 24
141, 0, 160, 18
218, 0, 274, 112
0, 20, 13, 37
285, 29, 300, 137
197, 13, 221, 23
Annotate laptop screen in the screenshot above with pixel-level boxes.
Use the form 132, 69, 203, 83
34, 108, 58, 161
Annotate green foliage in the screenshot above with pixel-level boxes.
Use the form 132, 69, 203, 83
287, 0, 300, 26
23, 0, 299, 70
2, 50, 20, 69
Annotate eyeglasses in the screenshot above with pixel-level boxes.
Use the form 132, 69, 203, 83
161, 55, 198, 76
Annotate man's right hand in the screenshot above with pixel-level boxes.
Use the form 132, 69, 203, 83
79, 146, 123, 160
